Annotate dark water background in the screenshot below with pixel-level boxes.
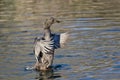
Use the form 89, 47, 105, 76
0, 0, 120, 80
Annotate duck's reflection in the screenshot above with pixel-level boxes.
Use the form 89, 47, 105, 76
35, 68, 61, 80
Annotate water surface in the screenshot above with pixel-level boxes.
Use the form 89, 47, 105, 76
0, 0, 120, 80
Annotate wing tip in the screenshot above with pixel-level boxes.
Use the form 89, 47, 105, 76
60, 32, 69, 47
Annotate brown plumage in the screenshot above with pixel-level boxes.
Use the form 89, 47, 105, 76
34, 17, 69, 70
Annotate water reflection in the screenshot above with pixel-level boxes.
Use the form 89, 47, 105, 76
35, 69, 61, 80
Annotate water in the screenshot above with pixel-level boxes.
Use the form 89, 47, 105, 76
0, 0, 120, 80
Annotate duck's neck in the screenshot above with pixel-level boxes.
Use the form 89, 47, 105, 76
44, 28, 52, 41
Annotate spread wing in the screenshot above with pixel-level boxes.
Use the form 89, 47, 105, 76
34, 32, 69, 61
35, 39, 54, 53
60, 32, 69, 47
34, 37, 54, 61
53, 32, 69, 49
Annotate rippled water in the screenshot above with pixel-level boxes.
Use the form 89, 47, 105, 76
0, 0, 120, 80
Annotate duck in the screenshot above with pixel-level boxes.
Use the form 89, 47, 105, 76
33, 17, 69, 70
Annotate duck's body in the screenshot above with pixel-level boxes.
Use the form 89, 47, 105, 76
34, 17, 69, 70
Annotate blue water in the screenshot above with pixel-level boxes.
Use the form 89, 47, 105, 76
0, 0, 120, 80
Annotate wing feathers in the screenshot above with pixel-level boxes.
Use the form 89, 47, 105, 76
35, 40, 54, 54
60, 32, 69, 47
34, 32, 69, 59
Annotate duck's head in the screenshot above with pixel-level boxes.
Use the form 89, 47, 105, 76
44, 17, 60, 29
